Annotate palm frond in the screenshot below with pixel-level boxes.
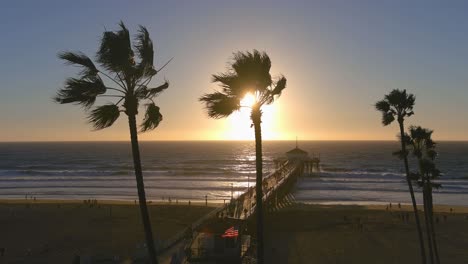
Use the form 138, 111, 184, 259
385, 89, 404, 106
404, 93, 416, 110
262, 76, 287, 105
270, 76, 287, 96
212, 73, 245, 96
54, 76, 106, 108
409, 126, 432, 140
134, 25, 156, 78
375, 100, 390, 113
201, 50, 284, 119
87, 104, 120, 130
96, 21, 134, 74
384, 89, 415, 115
140, 103, 163, 132
231, 50, 272, 90
401, 132, 412, 145
199, 92, 240, 119
408, 126, 437, 160
146, 82, 169, 98
135, 81, 169, 99
58, 51, 98, 77
135, 26, 153, 66
382, 112, 395, 126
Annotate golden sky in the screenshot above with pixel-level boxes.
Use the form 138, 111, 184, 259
1, 1, 467, 141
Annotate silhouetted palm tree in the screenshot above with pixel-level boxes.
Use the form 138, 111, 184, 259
375, 89, 426, 264
408, 126, 441, 264
199, 50, 286, 264
54, 22, 170, 264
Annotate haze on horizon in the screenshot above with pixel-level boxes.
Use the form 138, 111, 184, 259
1, 1, 467, 142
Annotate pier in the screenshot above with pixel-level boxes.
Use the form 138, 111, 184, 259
220, 159, 305, 220
181, 145, 320, 263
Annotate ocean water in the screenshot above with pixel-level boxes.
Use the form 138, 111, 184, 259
0, 141, 467, 206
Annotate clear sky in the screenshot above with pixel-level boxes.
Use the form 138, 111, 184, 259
1, 0, 467, 141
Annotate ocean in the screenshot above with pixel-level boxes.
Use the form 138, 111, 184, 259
0, 141, 467, 206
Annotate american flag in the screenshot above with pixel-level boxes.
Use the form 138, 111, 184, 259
221, 226, 239, 238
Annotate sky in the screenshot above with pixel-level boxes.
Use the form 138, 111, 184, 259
1, 0, 467, 141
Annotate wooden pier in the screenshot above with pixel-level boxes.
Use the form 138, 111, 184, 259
220, 159, 304, 220
164, 146, 321, 263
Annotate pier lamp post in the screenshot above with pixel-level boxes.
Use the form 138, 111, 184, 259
231, 183, 234, 200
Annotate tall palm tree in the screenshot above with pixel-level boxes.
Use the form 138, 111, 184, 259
408, 126, 441, 264
54, 22, 170, 264
199, 50, 286, 264
375, 89, 426, 264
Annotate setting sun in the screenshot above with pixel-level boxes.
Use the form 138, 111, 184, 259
240, 92, 256, 107
226, 93, 280, 140
3, 2, 468, 263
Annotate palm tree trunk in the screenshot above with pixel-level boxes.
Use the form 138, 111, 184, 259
423, 183, 435, 264
128, 114, 159, 264
399, 121, 427, 264
252, 107, 264, 264
428, 187, 441, 264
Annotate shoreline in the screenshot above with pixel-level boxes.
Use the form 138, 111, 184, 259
296, 202, 468, 213
0, 198, 223, 207
2, 198, 467, 212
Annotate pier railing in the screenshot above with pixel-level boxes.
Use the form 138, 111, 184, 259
158, 160, 304, 254
219, 160, 303, 220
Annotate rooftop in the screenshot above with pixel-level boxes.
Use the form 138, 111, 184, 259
286, 147, 308, 155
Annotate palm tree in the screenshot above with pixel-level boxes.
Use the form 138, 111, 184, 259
54, 22, 170, 264
199, 50, 286, 264
375, 89, 426, 264
408, 126, 441, 264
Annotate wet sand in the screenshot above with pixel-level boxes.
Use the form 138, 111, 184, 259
0, 199, 215, 263
264, 203, 468, 264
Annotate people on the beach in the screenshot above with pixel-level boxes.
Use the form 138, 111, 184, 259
357, 217, 363, 232
83, 199, 98, 207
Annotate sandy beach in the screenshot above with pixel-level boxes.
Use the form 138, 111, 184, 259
0, 199, 215, 263
264, 203, 468, 264
1, 200, 467, 263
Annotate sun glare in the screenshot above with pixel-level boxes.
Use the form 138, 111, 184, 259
226, 93, 280, 140
240, 93, 256, 107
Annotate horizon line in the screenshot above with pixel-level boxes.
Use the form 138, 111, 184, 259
1, 139, 468, 143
